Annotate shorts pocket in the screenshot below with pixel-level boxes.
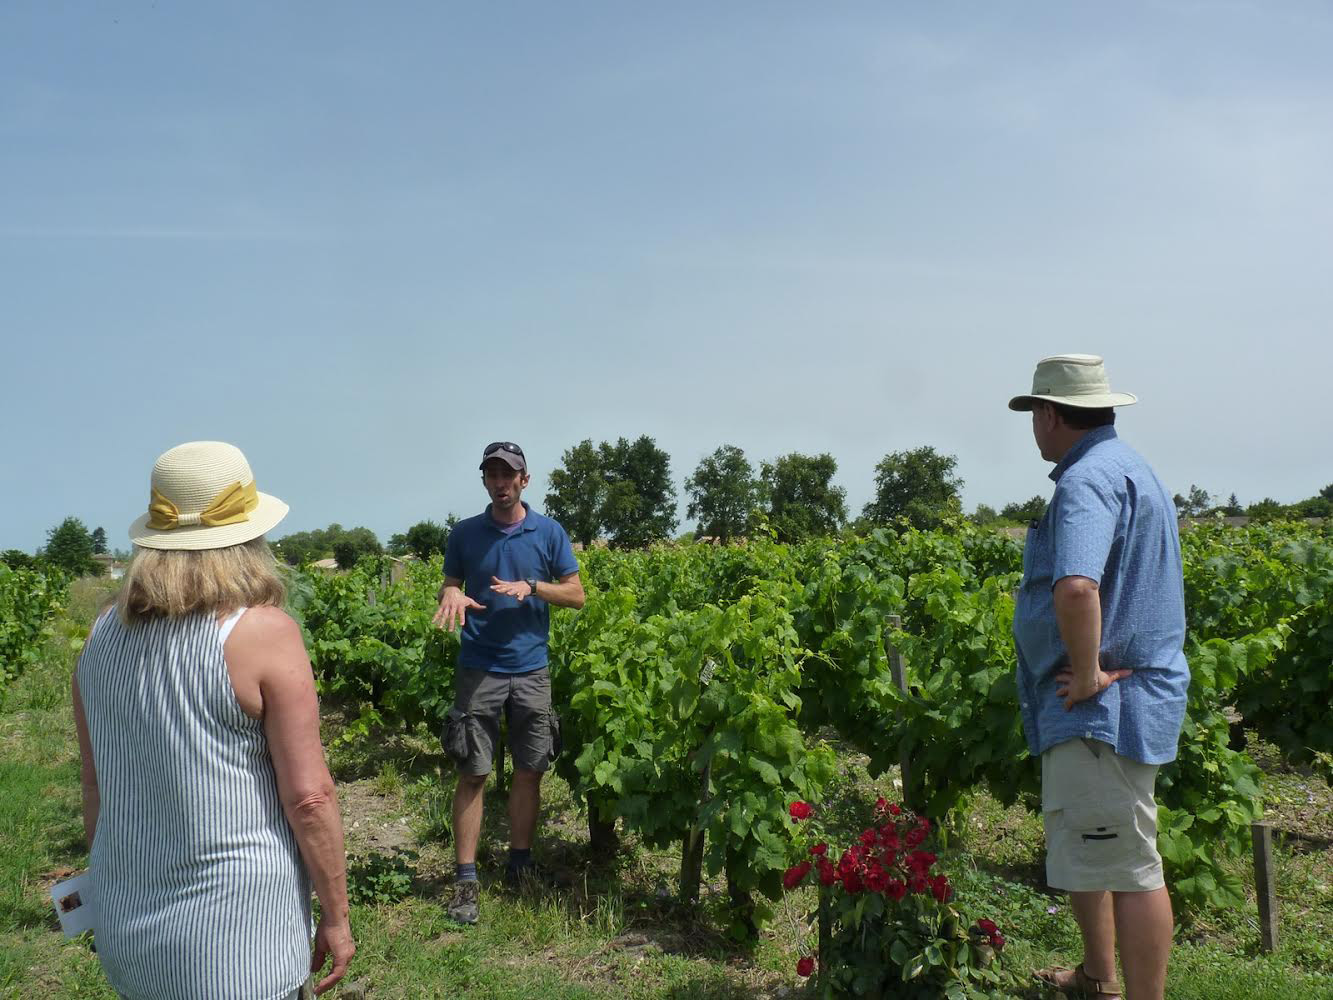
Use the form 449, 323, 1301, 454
548, 714, 563, 763
443, 707, 472, 763
1061, 800, 1134, 865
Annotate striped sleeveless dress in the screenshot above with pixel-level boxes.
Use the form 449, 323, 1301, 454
77, 609, 313, 1000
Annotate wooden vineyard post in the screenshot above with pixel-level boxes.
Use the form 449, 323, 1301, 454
817, 883, 831, 994
1252, 821, 1278, 952
389, 559, 406, 585
884, 614, 913, 809
587, 794, 619, 858
679, 748, 712, 902
681, 666, 717, 903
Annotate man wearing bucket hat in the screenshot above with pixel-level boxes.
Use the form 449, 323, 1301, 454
73, 441, 353, 998
432, 441, 585, 925
1009, 357, 1189, 1000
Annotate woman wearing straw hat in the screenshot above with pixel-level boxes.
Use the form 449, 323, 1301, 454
72, 441, 354, 999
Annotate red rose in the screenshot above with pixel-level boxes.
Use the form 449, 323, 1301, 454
859, 829, 877, 847
888, 803, 902, 816
865, 870, 889, 893
906, 850, 936, 873
796, 956, 815, 977
976, 918, 998, 934
908, 873, 929, 894
782, 861, 812, 890
789, 801, 813, 821
809, 842, 827, 856
818, 860, 837, 886
874, 796, 888, 814
931, 875, 952, 903
843, 871, 864, 894
904, 827, 926, 848
886, 878, 907, 901
991, 933, 1006, 950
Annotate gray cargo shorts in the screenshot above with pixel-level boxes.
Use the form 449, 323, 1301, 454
442, 667, 561, 776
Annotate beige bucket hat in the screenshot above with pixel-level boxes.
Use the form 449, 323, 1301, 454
128, 441, 289, 550
1008, 354, 1138, 411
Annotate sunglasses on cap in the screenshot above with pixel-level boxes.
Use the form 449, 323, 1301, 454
482, 442, 524, 458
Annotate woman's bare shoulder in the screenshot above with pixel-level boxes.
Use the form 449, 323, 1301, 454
228, 606, 304, 646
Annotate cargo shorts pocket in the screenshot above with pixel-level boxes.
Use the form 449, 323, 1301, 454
443, 707, 472, 763
1061, 800, 1134, 864
548, 714, 563, 764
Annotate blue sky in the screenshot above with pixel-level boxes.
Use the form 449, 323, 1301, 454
4, 2, 1331, 552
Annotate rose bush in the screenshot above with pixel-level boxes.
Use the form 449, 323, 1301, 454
782, 799, 1014, 999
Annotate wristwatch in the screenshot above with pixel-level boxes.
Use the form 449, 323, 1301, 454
525, 576, 539, 598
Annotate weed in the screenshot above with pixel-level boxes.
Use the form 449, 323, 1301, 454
373, 760, 404, 797
346, 852, 416, 906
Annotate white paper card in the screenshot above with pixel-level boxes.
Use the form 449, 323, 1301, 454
49, 872, 98, 937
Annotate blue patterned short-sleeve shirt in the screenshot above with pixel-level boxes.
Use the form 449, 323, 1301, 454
1013, 426, 1190, 765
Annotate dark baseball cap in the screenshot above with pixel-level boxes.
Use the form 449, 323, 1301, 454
479, 441, 526, 472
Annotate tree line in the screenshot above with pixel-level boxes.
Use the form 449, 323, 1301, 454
2, 517, 110, 577
8, 454, 1328, 575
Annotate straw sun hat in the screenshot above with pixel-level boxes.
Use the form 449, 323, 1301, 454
128, 441, 288, 551
1008, 354, 1138, 411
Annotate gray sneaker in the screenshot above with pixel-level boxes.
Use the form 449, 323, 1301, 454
447, 879, 480, 925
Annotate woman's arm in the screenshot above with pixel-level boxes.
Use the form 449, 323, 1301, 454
72, 675, 99, 849
226, 606, 354, 995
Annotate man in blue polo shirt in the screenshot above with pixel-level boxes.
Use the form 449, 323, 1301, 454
432, 441, 584, 925
1010, 356, 1189, 1000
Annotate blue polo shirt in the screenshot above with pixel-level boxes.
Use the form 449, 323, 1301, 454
1012, 426, 1190, 765
443, 502, 580, 674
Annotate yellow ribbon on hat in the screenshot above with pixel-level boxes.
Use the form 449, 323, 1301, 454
147, 480, 258, 530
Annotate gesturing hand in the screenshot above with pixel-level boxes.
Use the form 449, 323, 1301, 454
1055, 667, 1133, 711
433, 587, 484, 631
490, 576, 534, 600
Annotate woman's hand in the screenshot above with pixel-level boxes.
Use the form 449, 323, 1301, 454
311, 914, 355, 995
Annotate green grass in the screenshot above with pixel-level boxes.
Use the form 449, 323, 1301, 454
2, 584, 1331, 998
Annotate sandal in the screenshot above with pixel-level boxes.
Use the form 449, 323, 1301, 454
1033, 962, 1123, 999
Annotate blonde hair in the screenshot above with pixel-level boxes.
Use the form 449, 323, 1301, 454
116, 536, 286, 625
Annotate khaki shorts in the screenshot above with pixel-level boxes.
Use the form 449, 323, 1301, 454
1042, 738, 1164, 893
442, 667, 561, 776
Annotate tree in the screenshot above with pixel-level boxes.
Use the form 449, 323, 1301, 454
1291, 494, 1333, 518
273, 524, 381, 566
861, 447, 964, 530
1172, 485, 1213, 519
544, 440, 607, 548
685, 445, 759, 543
1224, 493, 1243, 516
1184, 485, 1212, 518
332, 540, 361, 570
44, 517, 100, 576
1245, 498, 1288, 522
90, 526, 108, 555
598, 436, 678, 548
331, 527, 382, 569
969, 504, 1000, 527
1000, 496, 1048, 523
395, 519, 453, 562
1, 549, 37, 570
1321, 484, 1333, 503
759, 453, 847, 543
